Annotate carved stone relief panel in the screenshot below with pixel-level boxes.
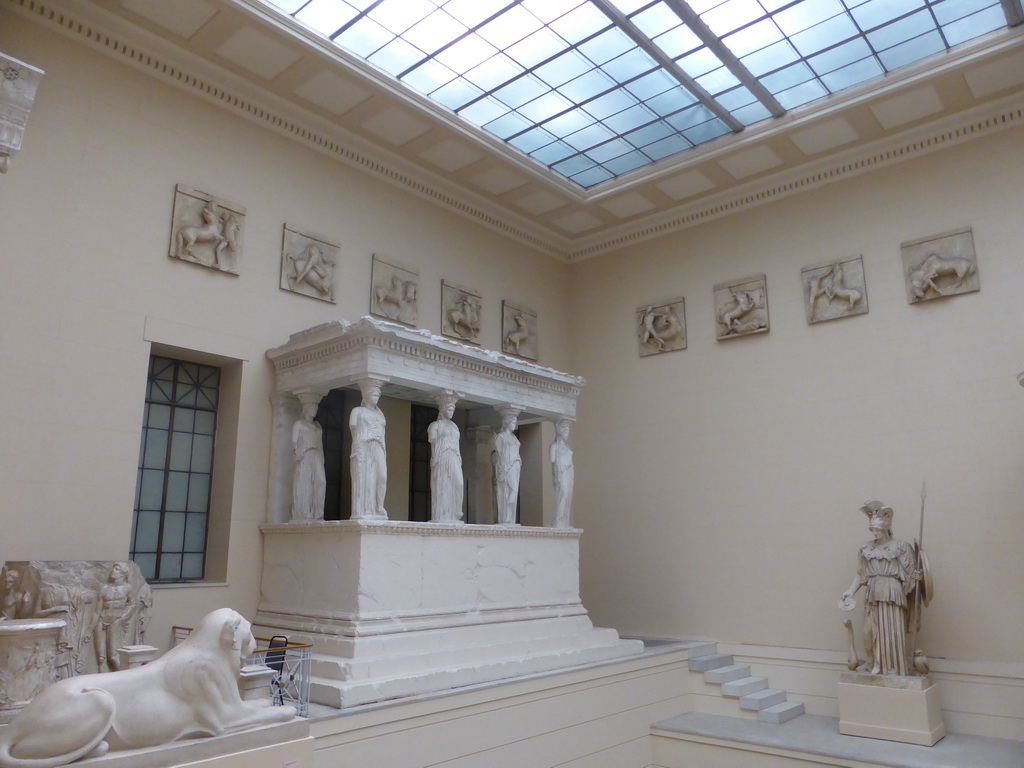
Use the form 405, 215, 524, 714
0, 561, 152, 679
370, 254, 418, 325
280, 224, 338, 303
168, 185, 245, 275
802, 256, 868, 324
637, 298, 686, 356
714, 274, 769, 340
0, 52, 45, 173
441, 280, 482, 344
901, 227, 979, 304
501, 301, 538, 360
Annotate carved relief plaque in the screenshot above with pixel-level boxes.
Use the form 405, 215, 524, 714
370, 255, 418, 325
637, 298, 686, 356
802, 256, 868, 324
441, 281, 482, 344
0, 52, 45, 173
0, 561, 152, 679
901, 227, 979, 304
714, 274, 768, 340
501, 301, 538, 360
168, 185, 245, 275
280, 224, 338, 303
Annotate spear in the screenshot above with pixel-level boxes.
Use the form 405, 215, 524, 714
908, 480, 926, 673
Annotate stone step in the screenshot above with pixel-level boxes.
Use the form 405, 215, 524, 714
686, 641, 718, 659
739, 688, 787, 711
721, 676, 768, 698
688, 653, 734, 672
758, 701, 805, 724
704, 664, 751, 684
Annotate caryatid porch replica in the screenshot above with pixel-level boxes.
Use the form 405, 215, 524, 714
257, 317, 642, 708
837, 500, 942, 746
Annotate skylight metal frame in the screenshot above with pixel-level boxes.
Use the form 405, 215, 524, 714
267, 0, 1015, 189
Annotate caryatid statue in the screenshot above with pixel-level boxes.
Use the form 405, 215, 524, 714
492, 405, 522, 526
428, 391, 464, 523
291, 392, 326, 521
839, 501, 931, 676
550, 419, 575, 528
350, 378, 388, 520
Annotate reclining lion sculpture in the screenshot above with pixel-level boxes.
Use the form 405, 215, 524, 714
0, 608, 296, 768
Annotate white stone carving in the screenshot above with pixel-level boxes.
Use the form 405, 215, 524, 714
253, 522, 643, 709
441, 281, 482, 344
169, 185, 245, 275
803, 257, 868, 324
0, 561, 152, 678
715, 274, 769, 339
370, 255, 418, 325
350, 378, 388, 520
0, 608, 295, 767
550, 419, 575, 529
0, 53, 44, 174
280, 225, 338, 302
429, 391, 464, 523
840, 502, 932, 677
492, 405, 523, 526
501, 301, 538, 360
264, 317, 585, 525
291, 391, 326, 522
0, 619, 63, 725
637, 298, 686, 356
901, 227, 979, 303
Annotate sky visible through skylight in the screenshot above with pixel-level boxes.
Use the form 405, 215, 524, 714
262, 0, 1012, 188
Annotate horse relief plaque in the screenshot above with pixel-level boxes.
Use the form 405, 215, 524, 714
901, 227, 978, 304
169, 185, 245, 275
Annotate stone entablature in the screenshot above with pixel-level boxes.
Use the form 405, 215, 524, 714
266, 316, 584, 421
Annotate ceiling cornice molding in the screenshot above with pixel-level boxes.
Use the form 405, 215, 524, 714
566, 92, 1024, 261
8, 0, 1024, 264
6, 0, 577, 259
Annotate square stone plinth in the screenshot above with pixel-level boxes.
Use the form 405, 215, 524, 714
838, 672, 945, 746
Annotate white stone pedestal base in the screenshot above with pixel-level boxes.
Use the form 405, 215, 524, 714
253, 521, 643, 709
838, 672, 945, 746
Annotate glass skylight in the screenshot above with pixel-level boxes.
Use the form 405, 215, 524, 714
263, 0, 1016, 188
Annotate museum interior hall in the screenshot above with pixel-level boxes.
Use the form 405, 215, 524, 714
2, 0, 1024, 766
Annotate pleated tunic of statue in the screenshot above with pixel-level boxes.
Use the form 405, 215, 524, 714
428, 417, 463, 522
859, 537, 915, 675
350, 406, 387, 519
292, 418, 326, 520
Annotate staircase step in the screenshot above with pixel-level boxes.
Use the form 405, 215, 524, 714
740, 688, 786, 711
721, 676, 768, 698
758, 701, 805, 724
704, 664, 751, 684
687, 642, 718, 658
688, 653, 734, 672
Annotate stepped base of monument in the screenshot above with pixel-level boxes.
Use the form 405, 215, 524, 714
255, 520, 643, 708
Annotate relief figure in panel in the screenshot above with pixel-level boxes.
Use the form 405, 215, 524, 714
442, 284, 481, 343
173, 201, 240, 270
638, 300, 685, 356
804, 257, 867, 324
286, 244, 334, 300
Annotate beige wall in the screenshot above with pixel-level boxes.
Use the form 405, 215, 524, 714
570, 125, 1024, 666
0, 11, 570, 648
